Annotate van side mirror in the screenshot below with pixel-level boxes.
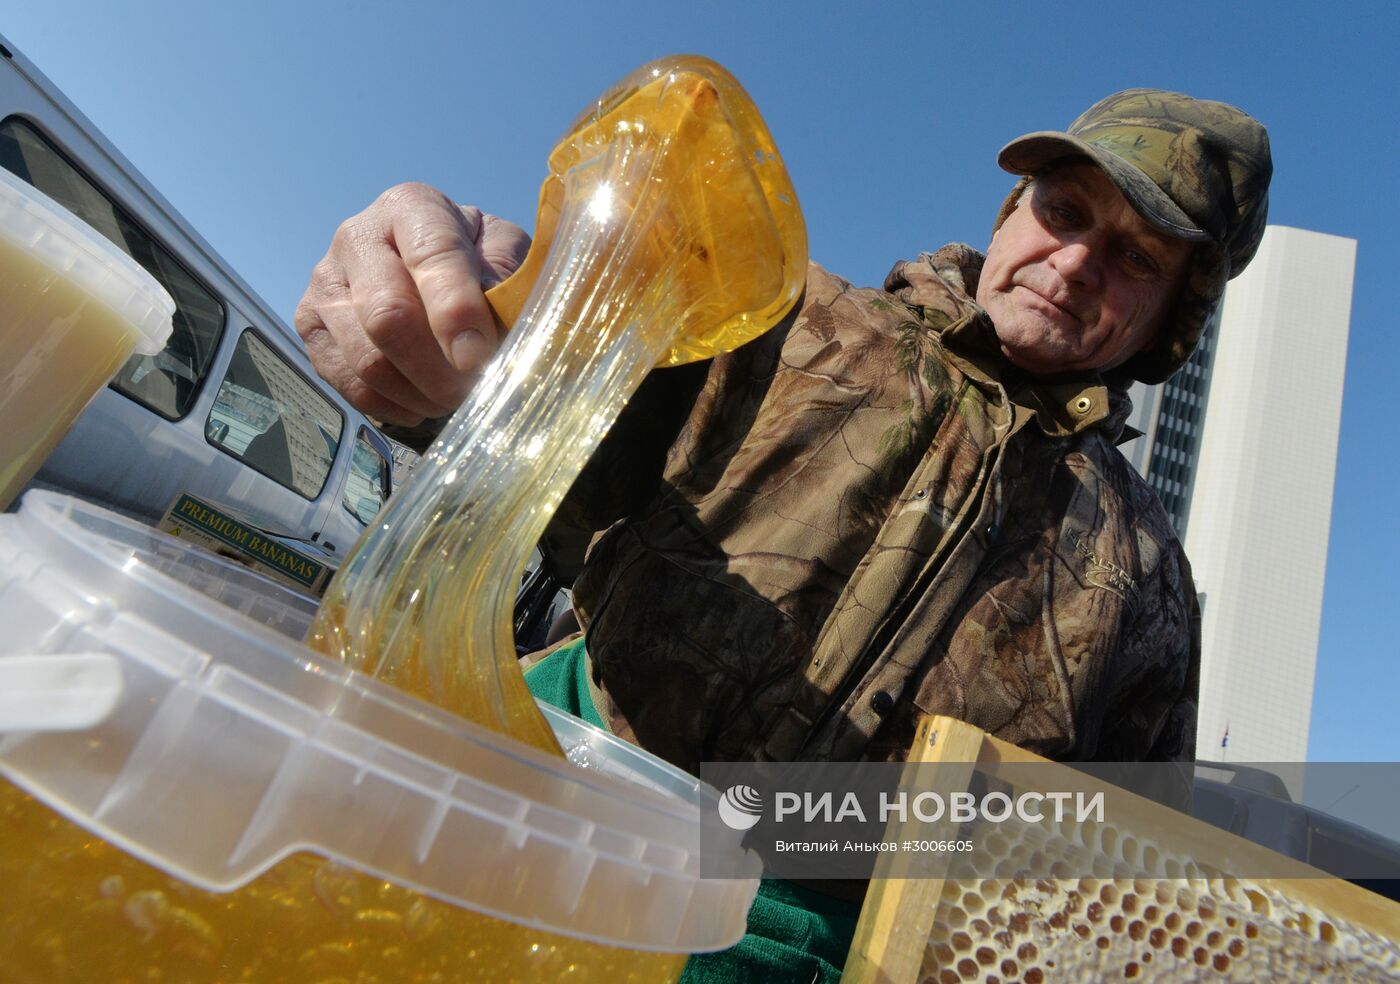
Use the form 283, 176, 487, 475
205, 418, 229, 444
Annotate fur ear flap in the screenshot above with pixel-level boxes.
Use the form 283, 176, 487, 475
992, 176, 1033, 237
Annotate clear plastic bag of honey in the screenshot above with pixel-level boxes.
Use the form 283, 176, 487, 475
308, 56, 807, 755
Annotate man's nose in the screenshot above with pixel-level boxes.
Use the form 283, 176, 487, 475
1047, 239, 1100, 290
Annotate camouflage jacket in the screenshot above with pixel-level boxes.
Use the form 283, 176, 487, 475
543, 244, 1200, 775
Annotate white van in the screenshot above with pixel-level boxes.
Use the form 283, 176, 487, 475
0, 33, 409, 571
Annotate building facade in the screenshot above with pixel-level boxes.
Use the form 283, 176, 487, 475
1119, 226, 1357, 769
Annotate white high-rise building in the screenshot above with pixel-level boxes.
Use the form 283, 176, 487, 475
1120, 226, 1357, 769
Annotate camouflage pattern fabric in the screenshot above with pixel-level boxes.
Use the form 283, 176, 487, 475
542, 246, 1199, 780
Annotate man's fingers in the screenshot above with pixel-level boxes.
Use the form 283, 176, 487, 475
477, 211, 533, 286
299, 250, 457, 420
386, 187, 501, 377
295, 183, 522, 425
295, 295, 435, 426
327, 190, 474, 410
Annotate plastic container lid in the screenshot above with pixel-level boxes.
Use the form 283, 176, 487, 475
0, 491, 759, 952
0, 165, 174, 355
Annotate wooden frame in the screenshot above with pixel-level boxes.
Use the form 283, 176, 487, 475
843, 715, 1400, 983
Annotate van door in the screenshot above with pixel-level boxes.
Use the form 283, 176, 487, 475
314, 426, 393, 560
200, 325, 343, 552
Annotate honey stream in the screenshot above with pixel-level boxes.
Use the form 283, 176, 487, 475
306, 57, 806, 753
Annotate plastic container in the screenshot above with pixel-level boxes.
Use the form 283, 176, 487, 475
0, 491, 758, 981
0, 167, 174, 509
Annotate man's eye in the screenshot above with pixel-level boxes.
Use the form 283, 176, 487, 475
1124, 249, 1158, 274
1050, 204, 1078, 224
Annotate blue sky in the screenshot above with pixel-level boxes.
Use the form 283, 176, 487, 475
4, 1, 1397, 764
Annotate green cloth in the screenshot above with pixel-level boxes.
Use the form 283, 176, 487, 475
524, 638, 860, 984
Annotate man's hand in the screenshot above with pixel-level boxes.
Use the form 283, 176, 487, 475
295, 183, 531, 425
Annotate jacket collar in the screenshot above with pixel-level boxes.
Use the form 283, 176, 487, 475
883, 245, 1134, 442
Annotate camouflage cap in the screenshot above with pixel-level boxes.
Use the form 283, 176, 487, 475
994, 88, 1272, 383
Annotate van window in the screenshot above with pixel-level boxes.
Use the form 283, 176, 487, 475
389, 441, 419, 493
344, 428, 390, 525
0, 117, 224, 419
206, 329, 343, 499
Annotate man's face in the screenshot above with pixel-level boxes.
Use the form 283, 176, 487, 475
976, 162, 1192, 375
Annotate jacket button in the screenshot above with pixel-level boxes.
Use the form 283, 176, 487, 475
871, 691, 895, 715
984, 522, 1000, 541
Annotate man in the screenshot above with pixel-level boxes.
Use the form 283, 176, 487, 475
297, 87, 1270, 983
296, 89, 1270, 780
